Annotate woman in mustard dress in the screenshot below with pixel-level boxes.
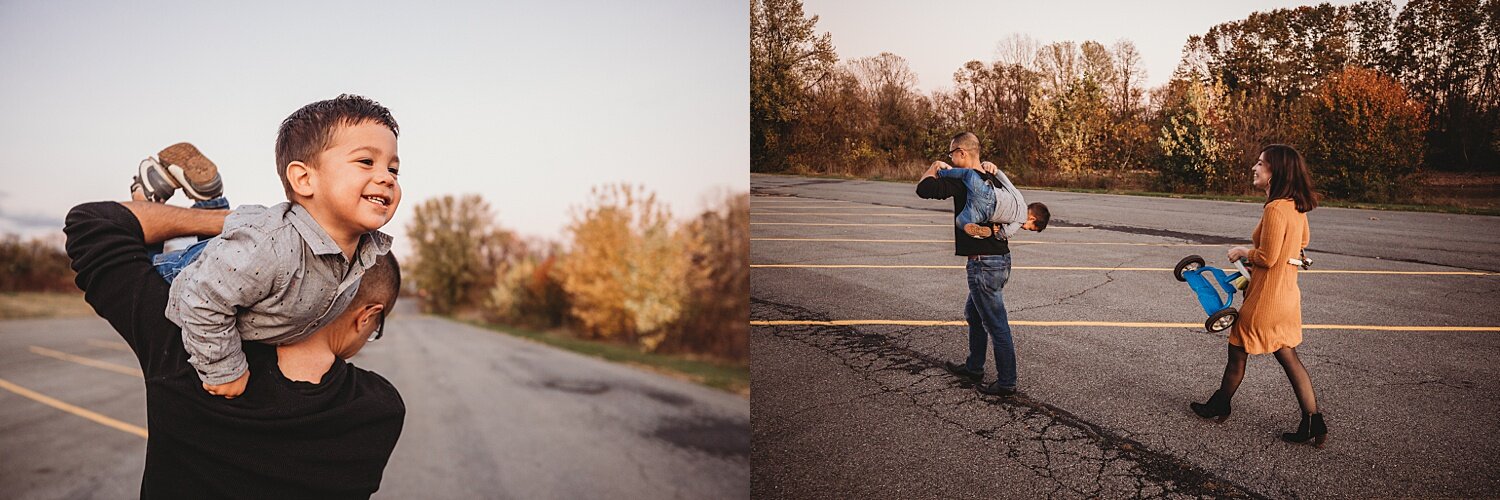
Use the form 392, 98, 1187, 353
1190, 144, 1327, 448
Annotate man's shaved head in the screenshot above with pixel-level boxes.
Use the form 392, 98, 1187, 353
950, 132, 980, 152
353, 252, 400, 311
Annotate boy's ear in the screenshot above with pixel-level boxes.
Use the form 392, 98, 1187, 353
285, 161, 316, 198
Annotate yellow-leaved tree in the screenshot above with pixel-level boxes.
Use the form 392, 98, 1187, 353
557, 184, 689, 351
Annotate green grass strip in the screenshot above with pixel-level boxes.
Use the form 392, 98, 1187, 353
461, 319, 748, 394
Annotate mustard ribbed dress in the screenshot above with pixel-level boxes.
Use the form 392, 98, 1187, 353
1229, 198, 1310, 354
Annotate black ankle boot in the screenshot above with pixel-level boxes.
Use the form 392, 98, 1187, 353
1282, 412, 1328, 448
1189, 390, 1232, 422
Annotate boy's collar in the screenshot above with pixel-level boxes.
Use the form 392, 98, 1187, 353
284, 202, 393, 264
285, 203, 344, 256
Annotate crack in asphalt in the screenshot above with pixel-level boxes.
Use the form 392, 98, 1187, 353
1010, 268, 1119, 315
753, 297, 1264, 499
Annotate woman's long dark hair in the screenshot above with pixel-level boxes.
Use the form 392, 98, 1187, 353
1260, 144, 1318, 213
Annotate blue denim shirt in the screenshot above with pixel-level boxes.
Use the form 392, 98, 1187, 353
165, 202, 392, 385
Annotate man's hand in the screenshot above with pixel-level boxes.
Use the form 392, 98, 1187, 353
979, 161, 999, 176
203, 371, 249, 399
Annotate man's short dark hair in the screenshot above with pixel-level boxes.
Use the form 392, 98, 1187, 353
275, 94, 399, 200
353, 252, 401, 311
1028, 202, 1050, 231
950, 131, 980, 152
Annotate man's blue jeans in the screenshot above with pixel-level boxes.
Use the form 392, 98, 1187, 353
937, 168, 997, 228
149, 196, 228, 283
963, 253, 1016, 389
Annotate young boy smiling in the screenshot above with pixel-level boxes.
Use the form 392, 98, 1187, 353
158, 94, 402, 398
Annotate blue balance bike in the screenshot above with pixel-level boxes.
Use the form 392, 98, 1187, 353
1172, 255, 1251, 333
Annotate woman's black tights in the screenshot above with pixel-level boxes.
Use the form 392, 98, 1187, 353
1216, 343, 1319, 414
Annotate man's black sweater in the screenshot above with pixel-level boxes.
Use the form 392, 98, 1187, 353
916, 176, 1011, 256
63, 202, 405, 500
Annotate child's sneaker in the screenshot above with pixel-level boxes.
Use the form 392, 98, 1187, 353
131, 156, 180, 203
157, 142, 223, 201
963, 222, 996, 239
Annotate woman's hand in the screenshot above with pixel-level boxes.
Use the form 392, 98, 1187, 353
1227, 246, 1251, 263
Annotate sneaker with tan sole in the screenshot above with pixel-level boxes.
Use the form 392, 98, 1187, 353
156, 142, 223, 201
963, 222, 996, 239
131, 157, 179, 203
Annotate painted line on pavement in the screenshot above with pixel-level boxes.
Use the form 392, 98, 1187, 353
751, 197, 852, 202
85, 339, 133, 351
754, 222, 951, 227
0, 377, 148, 438
30, 346, 143, 378
750, 319, 1500, 332
751, 222, 1093, 229
750, 206, 890, 209
753, 212, 953, 217
752, 238, 1228, 247
749, 264, 1498, 276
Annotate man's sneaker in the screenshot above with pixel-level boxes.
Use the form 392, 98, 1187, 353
944, 361, 983, 383
963, 222, 996, 239
977, 381, 1017, 397
156, 142, 223, 201
131, 157, 179, 203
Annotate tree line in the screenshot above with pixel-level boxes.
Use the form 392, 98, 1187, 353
406, 187, 749, 362
751, 0, 1500, 202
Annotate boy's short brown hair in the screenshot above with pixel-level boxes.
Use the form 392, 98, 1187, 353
275, 94, 399, 200
1028, 202, 1050, 231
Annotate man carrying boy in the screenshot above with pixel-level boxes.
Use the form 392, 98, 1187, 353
929, 132, 1049, 240
63, 93, 409, 497
916, 132, 1049, 397
152, 94, 402, 398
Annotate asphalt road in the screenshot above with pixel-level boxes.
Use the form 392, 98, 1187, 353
0, 300, 749, 499
750, 173, 1500, 499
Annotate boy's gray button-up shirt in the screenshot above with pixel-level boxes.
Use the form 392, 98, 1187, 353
165, 202, 392, 385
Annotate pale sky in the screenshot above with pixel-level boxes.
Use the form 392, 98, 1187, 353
802, 0, 1379, 93
0, 1, 748, 250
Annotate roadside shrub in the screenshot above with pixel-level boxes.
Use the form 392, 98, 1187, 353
406, 195, 517, 314
483, 254, 568, 329
0, 234, 76, 293
665, 192, 750, 362
556, 184, 690, 351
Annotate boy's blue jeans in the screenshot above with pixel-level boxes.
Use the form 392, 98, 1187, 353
150, 196, 228, 283
963, 253, 1017, 389
937, 168, 997, 228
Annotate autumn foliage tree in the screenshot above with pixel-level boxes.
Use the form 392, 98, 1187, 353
556, 184, 689, 351
759, 0, 1495, 203
1297, 66, 1429, 201
669, 192, 750, 362
406, 195, 516, 314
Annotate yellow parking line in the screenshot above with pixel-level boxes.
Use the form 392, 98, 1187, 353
753, 212, 947, 217
751, 238, 1228, 247
0, 376, 148, 438
754, 222, 951, 227
750, 320, 1500, 332
749, 264, 1498, 276
85, 339, 132, 351
30, 346, 143, 378
755, 238, 952, 243
751, 198, 852, 202
751, 222, 1093, 229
